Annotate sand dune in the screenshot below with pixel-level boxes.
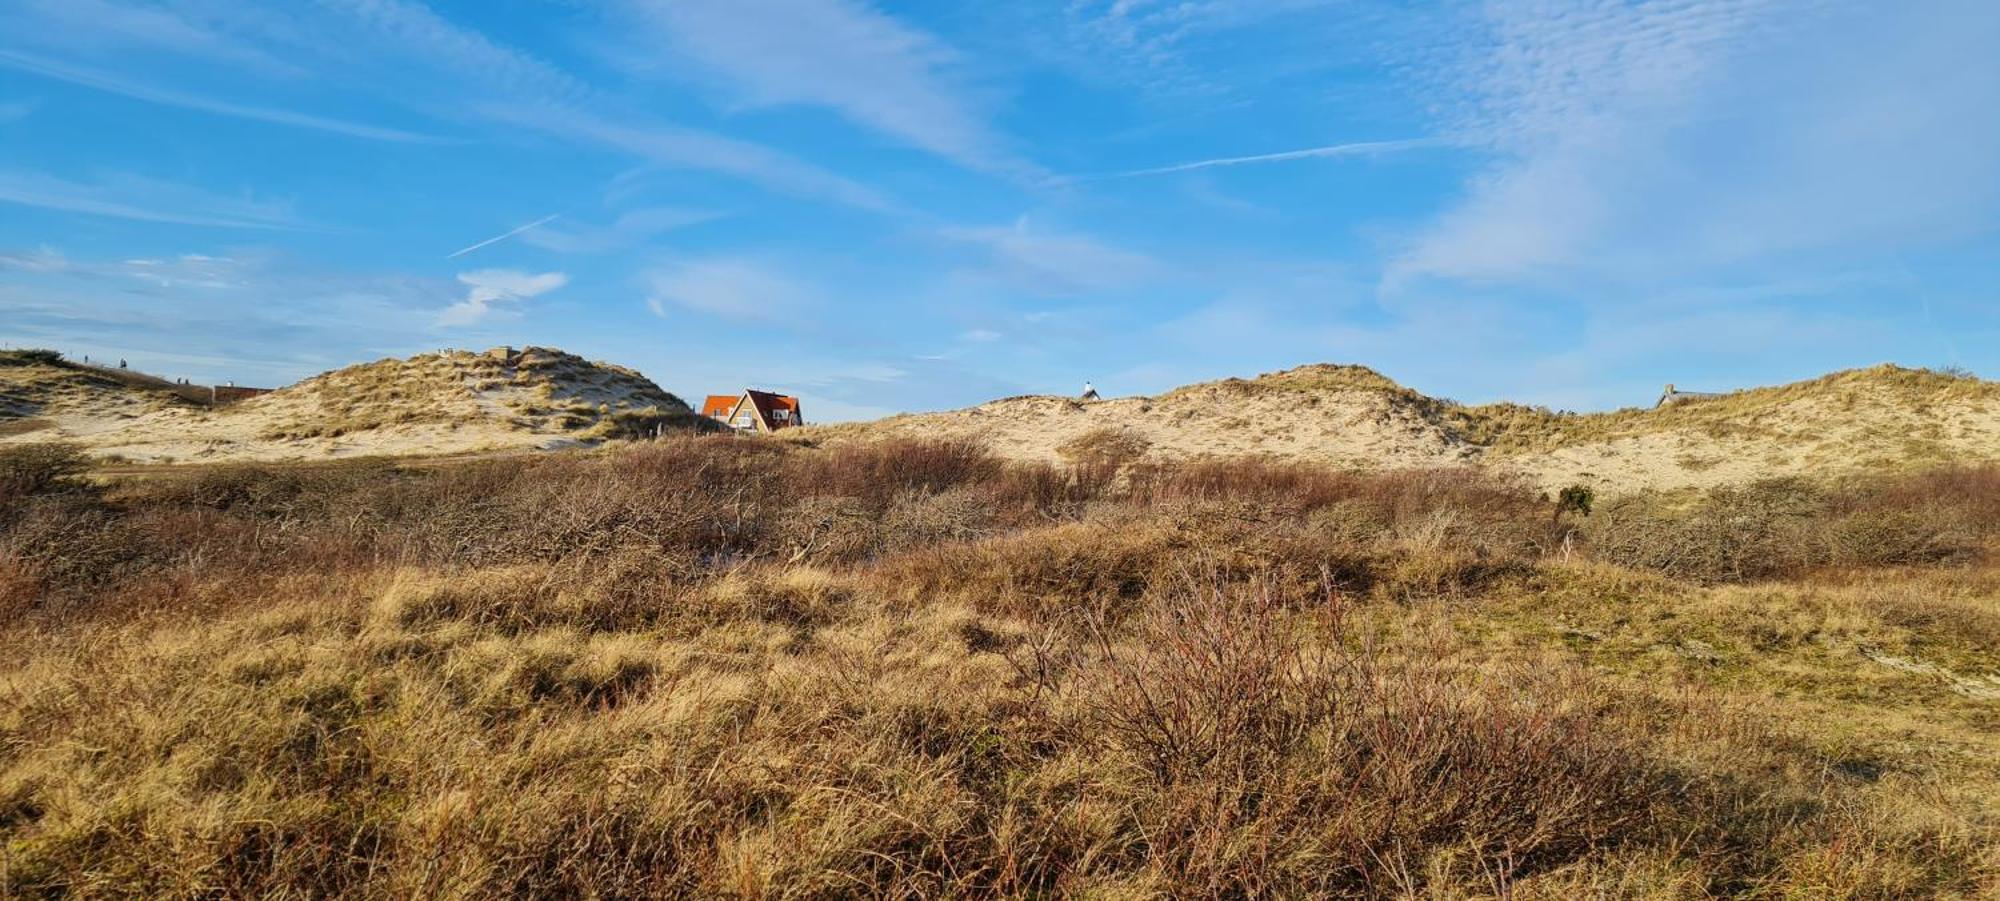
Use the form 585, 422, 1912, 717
0, 347, 704, 464
793, 363, 2000, 492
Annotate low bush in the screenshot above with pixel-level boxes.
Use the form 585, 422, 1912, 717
0, 442, 91, 506
1587, 473, 1993, 582
3, 437, 1999, 895
1047, 577, 1664, 893
0, 348, 63, 366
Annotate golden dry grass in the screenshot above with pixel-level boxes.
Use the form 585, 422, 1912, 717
1, 438, 1997, 896
794, 362, 2000, 494
0, 347, 711, 466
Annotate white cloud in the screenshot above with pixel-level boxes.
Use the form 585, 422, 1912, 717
959, 328, 1002, 342
6, 0, 897, 212
1093, 138, 1443, 179
0, 50, 435, 142
9, 0, 303, 75
644, 258, 817, 322
0, 169, 304, 229
1052, 0, 1346, 95
437, 269, 568, 327
824, 362, 907, 383
323, 0, 897, 209
618, 0, 1016, 173
0, 247, 446, 387
121, 254, 247, 289
0, 246, 66, 272
475, 96, 895, 213
520, 207, 719, 255
940, 218, 1161, 295
1394, 0, 2000, 285
0, 98, 36, 123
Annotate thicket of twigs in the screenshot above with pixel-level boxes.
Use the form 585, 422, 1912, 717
2, 439, 1996, 896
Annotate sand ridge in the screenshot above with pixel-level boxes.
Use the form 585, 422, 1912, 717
793, 363, 2000, 492
0, 346, 703, 464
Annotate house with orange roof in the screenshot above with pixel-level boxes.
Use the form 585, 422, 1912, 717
700, 389, 805, 433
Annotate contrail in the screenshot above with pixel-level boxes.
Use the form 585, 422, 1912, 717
0, 50, 439, 144
446, 213, 560, 259
1085, 138, 1444, 180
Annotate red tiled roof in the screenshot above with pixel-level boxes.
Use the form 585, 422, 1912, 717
741, 389, 803, 429
700, 394, 740, 419
701, 390, 803, 430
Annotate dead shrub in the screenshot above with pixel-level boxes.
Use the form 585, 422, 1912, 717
1043, 575, 1664, 894
769, 495, 880, 564
1587, 479, 1821, 582
1822, 507, 1978, 568
1056, 428, 1150, 486
984, 461, 1109, 520
0, 442, 91, 505
11, 438, 2000, 896
1128, 458, 1361, 510
1589, 476, 1989, 582
878, 486, 995, 553
787, 437, 1001, 508
875, 521, 1176, 621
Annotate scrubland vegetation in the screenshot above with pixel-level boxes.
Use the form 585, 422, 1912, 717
3, 437, 1998, 896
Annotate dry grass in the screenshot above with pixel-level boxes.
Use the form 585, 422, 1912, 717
2, 438, 1998, 896
0, 347, 712, 466
795, 361, 2000, 494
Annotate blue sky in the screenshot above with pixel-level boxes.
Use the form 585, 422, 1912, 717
2, 0, 1997, 419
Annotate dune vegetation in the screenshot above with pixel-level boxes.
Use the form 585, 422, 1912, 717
0, 347, 708, 467
2, 437, 1998, 896
794, 363, 2000, 494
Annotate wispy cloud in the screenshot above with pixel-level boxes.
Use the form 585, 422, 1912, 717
10, 0, 304, 76
615, 0, 1025, 175
644, 258, 818, 322
0, 245, 66, 272
520, 208, 718, 254
0, 169, 304, 229
0, 50, 437, 143
0, 246, 444, 386
536, 109, 895, 211
940, 217, 1161, 295
0, 98, 36, 123
122, 254, 250, 289
437, 269, 568, 327
6, 0, 897, 212
446, 213, 562, 259
1394, 0, 2000, 285
1086, 138, 1443, 179
319, 0, 898, 210
1051, 0, 1350, 96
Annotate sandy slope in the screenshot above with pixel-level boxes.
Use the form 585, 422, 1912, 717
801, 366, 1476, 471
0, 347, 701, 464
8, 347, 1995, 491
796, 363, 2000, 492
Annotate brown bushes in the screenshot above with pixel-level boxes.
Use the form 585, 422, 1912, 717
1031, 578, 1663, 894
0, 565, 1673, 898
1586, 471, 1994, 583
0, 442, 90, 504
4, 438, 2000, 895
15, 447, 1991, 628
